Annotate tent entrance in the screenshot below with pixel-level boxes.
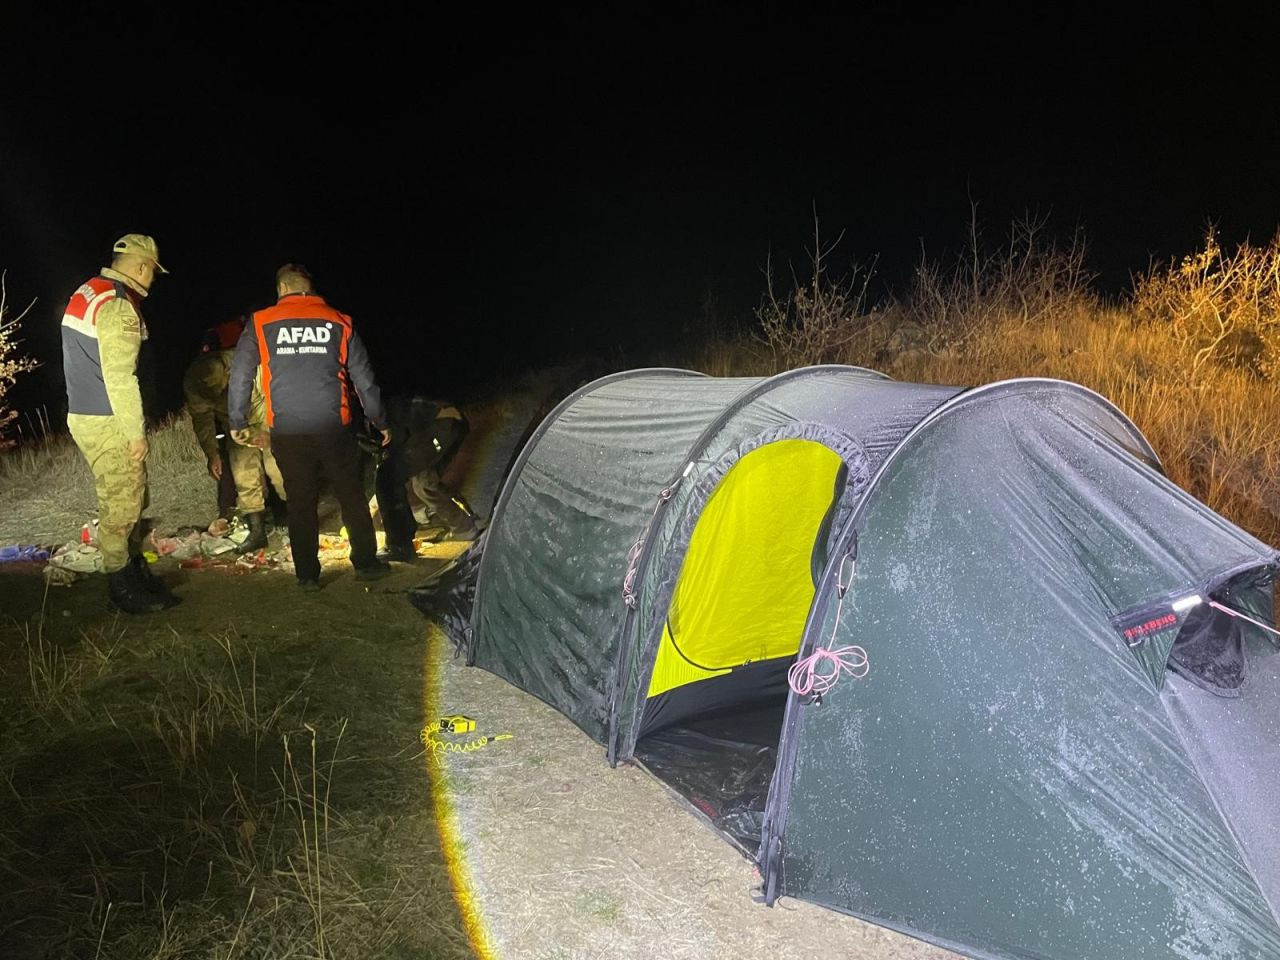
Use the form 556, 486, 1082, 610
633, 438, 844, 851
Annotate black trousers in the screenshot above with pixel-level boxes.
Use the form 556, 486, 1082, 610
374, 429, 417, 552
271, 431, 377, 581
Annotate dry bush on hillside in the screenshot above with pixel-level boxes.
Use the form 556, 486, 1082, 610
1132, 227, 1280, 380
0, 275, 39, 445
754, 220, 879, 369
889, 210, 1098, 348
695, 215, 1280, 545
748, 212, 1099, 373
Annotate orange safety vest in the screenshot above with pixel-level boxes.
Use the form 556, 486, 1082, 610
231, 293, 383, 434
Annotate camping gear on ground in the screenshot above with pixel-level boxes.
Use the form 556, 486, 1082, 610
45, 542, 104, 576
420, 711, 514, 757
0, 544, 50, 564
200, 535, 239, 557
443, 365, 1280, 960
149, 529, 204, 561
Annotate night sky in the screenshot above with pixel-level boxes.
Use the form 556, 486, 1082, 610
2, 12, 1278, 426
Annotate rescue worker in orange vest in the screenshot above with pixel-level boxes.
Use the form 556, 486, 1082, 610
227, 264, 391, 589
61, 234, 180, 613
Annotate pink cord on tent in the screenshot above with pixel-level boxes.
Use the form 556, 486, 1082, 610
1208, 599, 1280, 639
788, 549, 870, 698
788, 645, 869, 697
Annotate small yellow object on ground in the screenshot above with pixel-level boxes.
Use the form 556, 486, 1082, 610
420, 715, 513, 758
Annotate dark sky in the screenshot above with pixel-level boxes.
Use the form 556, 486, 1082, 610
2, 11, 1279, 423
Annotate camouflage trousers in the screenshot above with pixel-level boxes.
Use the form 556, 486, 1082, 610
227, 437, 286, 513
68, 413, 148, 573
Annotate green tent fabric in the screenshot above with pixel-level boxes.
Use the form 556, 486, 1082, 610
465, 365, 1280, 960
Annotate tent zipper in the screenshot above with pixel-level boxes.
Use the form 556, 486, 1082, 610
758, 530, 858, 903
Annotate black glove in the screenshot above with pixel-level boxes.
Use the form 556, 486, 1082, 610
357, 424, 391, 463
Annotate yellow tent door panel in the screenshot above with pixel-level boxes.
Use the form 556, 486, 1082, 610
647, 439, 843, 698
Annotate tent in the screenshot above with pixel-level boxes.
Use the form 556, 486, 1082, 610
459, 365, 1280, 960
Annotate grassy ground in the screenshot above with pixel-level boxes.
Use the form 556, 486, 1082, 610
0, 560, 476, 960
0, 408, 498, 959
0, 414, 215, 548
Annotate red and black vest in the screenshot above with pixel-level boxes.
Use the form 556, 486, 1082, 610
60, 275, 145, 416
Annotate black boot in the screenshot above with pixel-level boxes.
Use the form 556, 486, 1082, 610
353, 559, 392, 581
377, 540, 418, 563
108, 566, 169, 615
130, 555, 182, 608
237, 511, 268, 554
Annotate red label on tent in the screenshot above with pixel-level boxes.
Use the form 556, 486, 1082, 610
1111, 606, 1180, 648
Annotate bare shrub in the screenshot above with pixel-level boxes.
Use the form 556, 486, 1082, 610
754, 218, 879, 369
727, 214, 1280, 546
0, 274, 39, 445
890, 208, 1098, 348
1132, 226, 1280, 380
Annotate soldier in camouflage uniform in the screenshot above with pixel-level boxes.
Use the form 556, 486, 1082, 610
61, 234, 179, 613
183, 341, 285, 552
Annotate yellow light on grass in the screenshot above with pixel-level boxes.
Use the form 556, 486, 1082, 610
422, 626, 497, 958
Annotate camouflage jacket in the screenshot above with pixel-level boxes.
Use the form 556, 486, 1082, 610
183, 349, 266, 462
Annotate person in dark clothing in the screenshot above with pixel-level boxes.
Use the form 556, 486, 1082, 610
227, 263, 391, 589
373, 397, 480, 562
198, 320, 249, 518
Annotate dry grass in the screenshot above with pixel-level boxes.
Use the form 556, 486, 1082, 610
687, 221, 1280, 547
0, 414, 216, 547
0, 585, 472, 960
